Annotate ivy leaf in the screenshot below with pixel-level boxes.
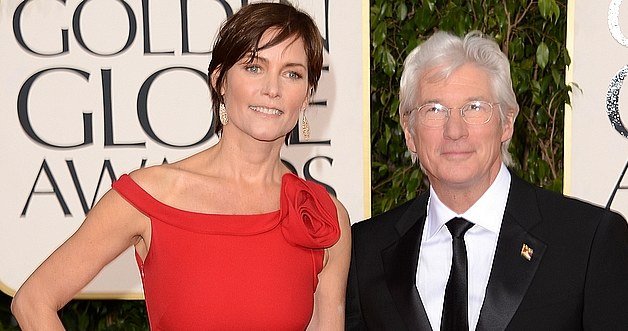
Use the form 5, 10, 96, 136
397, 3, 408, 21
536, 42, 549, 69
539, 0, 560, 22
378, 2, 390, 20
382, 49, 396, 76
372, 22, 387, 47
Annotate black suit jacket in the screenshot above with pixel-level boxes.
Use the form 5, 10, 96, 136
346, 174, 628, 330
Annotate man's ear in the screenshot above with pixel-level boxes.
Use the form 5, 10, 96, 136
501, 110, 516, 142
402, 115, 418, 154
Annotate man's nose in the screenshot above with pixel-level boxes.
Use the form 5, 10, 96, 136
443, 108, 468, 140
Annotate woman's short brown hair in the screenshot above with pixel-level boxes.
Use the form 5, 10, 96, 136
208, 2, 324, 135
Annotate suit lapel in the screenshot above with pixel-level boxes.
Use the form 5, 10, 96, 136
381, 195, 433, 331
476, 175, 547, 330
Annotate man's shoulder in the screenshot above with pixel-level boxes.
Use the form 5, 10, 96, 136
352, 193, 427, 234
510, 174, 625, 223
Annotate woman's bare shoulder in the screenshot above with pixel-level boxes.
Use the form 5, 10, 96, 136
329, 195, 350, 228
127, 163, 186, 196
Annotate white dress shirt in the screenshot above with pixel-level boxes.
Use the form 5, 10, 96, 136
416, 163, 511, 330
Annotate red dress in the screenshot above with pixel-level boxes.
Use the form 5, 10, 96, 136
112, 173, 341, 330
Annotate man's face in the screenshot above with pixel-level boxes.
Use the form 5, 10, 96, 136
403, 63, 514, 194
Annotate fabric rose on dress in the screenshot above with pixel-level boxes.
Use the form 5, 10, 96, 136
279, 173, 340, 249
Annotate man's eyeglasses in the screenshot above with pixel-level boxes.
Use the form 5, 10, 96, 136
408, 100, 497, 128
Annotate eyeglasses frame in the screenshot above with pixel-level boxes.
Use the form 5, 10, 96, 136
406, 100, 499, 127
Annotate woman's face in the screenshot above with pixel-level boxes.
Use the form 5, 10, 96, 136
217, 30, 310, 143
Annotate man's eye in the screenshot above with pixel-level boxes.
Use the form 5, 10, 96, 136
465, 102, 486, 112
428, 104, 445, 113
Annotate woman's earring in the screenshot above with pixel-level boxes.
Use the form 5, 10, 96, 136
301, 110, 310, 140
219, 103, 228, 126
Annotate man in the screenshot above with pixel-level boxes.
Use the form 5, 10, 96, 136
346, 31, 628, 330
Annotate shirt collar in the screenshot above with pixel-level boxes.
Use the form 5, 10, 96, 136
426, 163, 511, 238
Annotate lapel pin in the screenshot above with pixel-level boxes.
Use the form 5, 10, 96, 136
521, 243, 533, 261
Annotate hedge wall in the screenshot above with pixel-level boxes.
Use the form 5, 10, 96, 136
371, 0, 569, 215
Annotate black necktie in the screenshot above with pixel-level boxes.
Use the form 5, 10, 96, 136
441, 217, 474, 331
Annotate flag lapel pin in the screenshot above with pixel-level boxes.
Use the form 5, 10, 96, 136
521, 243, 534, 261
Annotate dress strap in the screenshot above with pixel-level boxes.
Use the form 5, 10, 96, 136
111, 174, 166, 219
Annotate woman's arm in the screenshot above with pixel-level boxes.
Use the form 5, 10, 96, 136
307, 197, 352, 330
11, 188, 149, 330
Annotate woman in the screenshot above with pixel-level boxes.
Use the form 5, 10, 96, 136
11, 2, 351, 330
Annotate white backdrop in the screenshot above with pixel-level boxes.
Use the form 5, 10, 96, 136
566, 0, 628, 218
0, 0, 370, 299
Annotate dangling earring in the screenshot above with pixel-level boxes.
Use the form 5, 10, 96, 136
301, 110, 310, 140
219, 103, 228, 125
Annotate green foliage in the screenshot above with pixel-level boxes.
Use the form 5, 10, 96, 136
0, 291, 148, 330
58, 300, 148, 331
370, 0, 570, 215
0, 0, 571, 328
0, 293, 19, 330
